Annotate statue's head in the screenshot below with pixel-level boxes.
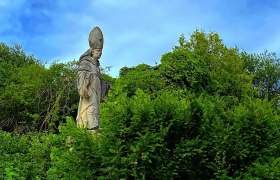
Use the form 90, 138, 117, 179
88, 27, 104, 60
92, 48, 102, 60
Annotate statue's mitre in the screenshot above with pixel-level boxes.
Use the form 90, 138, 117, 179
88, 27, 104, 49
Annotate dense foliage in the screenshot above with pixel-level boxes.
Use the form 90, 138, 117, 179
0, 43, 79, 133
0, 30, 279, 179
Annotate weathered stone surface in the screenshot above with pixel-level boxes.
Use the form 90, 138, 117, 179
76, 27, 109, 131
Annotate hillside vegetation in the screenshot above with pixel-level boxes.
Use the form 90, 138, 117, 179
0, 30, 279, 179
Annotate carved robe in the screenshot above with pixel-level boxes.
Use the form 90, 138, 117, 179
76, 53, 102, 129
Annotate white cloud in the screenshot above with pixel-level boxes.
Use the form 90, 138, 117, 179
1, 0, 280, 77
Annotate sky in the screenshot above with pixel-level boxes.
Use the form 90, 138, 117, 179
0, 0, 280, 77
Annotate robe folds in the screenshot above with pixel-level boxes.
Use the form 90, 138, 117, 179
76, 55, 101, 129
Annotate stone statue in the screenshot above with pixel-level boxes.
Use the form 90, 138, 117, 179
76, 27, 110, 131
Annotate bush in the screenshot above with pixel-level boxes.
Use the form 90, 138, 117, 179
47, 117, 102, 179
0, 130, 51, 179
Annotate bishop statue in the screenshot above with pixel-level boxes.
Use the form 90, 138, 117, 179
76, 27, 110, 131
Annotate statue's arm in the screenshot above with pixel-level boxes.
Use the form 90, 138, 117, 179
77, 60, 94, 97
77, 70, 92, 97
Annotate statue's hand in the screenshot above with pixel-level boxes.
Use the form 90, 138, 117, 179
83, 88, 89, 97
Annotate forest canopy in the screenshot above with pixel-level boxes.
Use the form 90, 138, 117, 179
0, 30, 279, 179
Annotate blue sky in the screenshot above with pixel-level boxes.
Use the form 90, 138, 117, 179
1, 0, 280, 77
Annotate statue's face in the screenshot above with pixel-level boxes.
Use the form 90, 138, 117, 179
92, 48, 102, 60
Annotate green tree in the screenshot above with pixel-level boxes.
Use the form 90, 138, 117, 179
117, 64, 166, 97
161, 30, 253, 97
243, 51, 280, 100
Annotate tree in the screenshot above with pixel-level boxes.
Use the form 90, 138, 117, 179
161, 30, 253, 97
243, 51, 280, 100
